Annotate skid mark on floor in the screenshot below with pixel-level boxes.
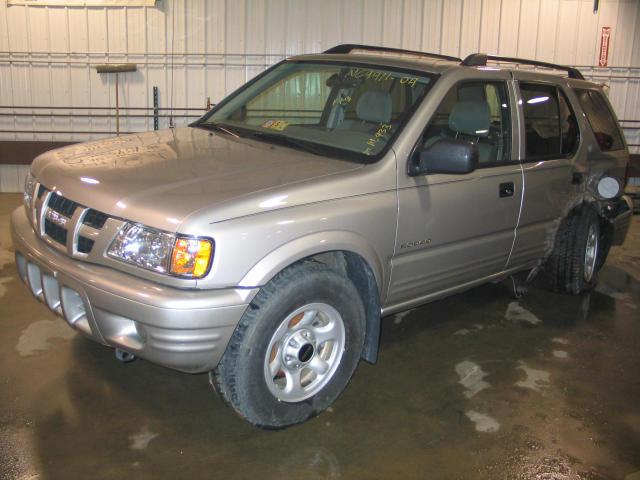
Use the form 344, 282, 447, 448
515, 362, 550, 391
0, 276, 12, 297
129, 425, 159, 450
456, 361, 490, 398
552, 350, 569, 359
16, 320, 76, 357
465, 410, 500, 433
505, 301, 542, 325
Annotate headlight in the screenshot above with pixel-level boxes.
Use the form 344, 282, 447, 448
23, 172, 36, 211
107, 223, 214, 279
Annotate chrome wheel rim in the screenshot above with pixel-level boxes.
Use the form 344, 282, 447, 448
584, 223, 599, 282
263, 303, 346, 403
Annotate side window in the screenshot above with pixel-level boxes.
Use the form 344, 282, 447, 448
558, 90, 579, 155
520, 83, 561, 159
418, 81, 511, 165
574, 89, 625, 151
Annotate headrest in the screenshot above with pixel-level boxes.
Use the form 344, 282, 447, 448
448, 100, 491, 137
356, 91, 392, 124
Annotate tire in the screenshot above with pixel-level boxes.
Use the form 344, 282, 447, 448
546, 205, 603, 295
210, 261, 366, 429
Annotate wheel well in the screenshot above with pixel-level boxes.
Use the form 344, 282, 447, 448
303, 251, 382, 364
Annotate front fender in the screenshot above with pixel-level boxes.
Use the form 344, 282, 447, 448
238, 230, 385, 295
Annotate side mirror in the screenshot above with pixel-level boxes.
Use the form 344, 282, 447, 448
408, 138, 479, 176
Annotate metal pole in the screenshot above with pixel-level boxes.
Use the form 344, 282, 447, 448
115, 72, 120, 136
153, 86, 159, 131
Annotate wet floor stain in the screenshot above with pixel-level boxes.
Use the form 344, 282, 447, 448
455, 360, 490, 398
0, 248, 13, 270
393, 309, 414, 324
454, 323, 485, 335
465, 410, 500, 433
596, 282, 631, 301
551, 337, 570, 345
552, 350, 569, 359
129, 425, 159, 450
515, 362, 551, 391
505, 301, 542, 325
16, 319, 77, 356
0, 276, 12, 297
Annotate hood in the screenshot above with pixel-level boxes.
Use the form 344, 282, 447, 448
32, 127, 364, 232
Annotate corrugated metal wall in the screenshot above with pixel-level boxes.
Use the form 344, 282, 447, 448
1, 0, 639, 150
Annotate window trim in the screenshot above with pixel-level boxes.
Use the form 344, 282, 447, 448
408, 78, 515, 173
518, 81, 580, 163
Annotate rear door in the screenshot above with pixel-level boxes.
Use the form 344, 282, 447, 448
387, 72, 523, 307
508, 75, 581, 267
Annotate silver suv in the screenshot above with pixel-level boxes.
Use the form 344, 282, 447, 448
12, 45, 634, 428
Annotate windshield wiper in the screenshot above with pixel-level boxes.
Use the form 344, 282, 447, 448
194, 122, 241, 138
250, 131, 325, 156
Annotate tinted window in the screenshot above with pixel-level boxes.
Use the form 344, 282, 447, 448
574, 89, 625, 151
418, 81, 511, 165
520, 83, 561, 159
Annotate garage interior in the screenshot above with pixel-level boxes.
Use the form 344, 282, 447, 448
1, 0, 640, 478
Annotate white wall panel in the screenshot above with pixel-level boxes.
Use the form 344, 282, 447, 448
0, 0, 638, 153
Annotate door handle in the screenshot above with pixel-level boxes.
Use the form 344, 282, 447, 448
499, 182, 515, 198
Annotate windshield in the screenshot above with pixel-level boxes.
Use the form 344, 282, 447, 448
196, 61, 437, 162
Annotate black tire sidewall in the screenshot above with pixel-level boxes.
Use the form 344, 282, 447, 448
218, 265, 365, 428
569, 207, 601, 294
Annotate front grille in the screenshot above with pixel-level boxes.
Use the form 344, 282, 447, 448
35, 186, 111, 257
44, 218, 68, 245
83, 209, 108, 229
77, 236, 95, 254
48, 193, 78, 218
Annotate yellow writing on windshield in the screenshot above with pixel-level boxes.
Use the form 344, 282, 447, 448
348, 68, 392, 82
363, 123, 393, 155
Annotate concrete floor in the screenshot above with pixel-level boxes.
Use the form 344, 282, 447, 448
1, 192, 639, 480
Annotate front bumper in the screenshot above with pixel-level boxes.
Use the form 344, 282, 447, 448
11, 207, 256, 373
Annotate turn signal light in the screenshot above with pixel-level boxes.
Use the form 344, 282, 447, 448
170, 238, 213, 278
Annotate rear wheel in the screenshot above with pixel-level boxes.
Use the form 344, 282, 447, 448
546, 206, 604, 294
211, 262, 366, 428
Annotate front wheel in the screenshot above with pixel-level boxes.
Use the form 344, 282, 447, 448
211, 262, 366, 428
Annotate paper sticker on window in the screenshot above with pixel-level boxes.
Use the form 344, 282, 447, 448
262, 120, 289, 131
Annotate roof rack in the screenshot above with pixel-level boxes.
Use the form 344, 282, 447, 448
461, 53, 584, 80
324, 44, 462, 63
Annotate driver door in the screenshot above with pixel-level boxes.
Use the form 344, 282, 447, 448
387, 75, 523, 307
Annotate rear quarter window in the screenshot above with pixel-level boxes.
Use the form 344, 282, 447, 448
574, 88, 625, 151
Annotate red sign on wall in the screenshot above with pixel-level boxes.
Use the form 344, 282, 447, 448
599, 27, 611, 67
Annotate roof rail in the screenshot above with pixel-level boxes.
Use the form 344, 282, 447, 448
324, 44, 462, 63
461, 53, 584, 80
